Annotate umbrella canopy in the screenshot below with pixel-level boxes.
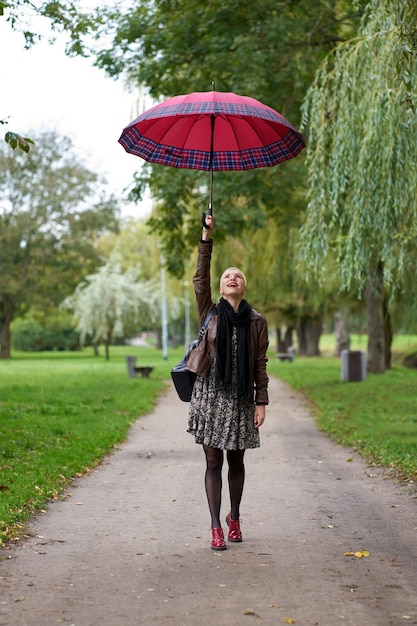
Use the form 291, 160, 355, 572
119, 89, 305, 225
119, 90, 305, 171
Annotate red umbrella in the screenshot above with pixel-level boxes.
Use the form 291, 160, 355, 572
119, 88, 305, 224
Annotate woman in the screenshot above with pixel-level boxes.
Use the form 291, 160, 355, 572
187, 215, 269, 551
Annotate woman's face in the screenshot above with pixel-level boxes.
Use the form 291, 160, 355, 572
219, 267, 247, 299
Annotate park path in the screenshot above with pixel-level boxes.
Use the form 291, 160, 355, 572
1, 375, 416, 626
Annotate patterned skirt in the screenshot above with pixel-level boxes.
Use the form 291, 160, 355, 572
187, 333, 260, 450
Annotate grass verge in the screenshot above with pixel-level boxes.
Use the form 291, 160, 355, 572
268, 340, 417, 483
0, 345, 185, 546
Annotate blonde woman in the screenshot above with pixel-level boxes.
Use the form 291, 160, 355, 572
187, 215, 269, 550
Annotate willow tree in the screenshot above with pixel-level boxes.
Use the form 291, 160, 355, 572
299, 0, 417, 373
62, 257, 161, 360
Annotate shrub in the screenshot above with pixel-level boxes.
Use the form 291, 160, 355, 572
12, 314, 80, 351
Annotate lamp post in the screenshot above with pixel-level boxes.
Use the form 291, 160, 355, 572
160, 254, 168, 360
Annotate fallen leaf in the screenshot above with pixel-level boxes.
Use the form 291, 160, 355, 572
243, 610, 263, 618
284, 619, 294, 624
345, 550, 369, 558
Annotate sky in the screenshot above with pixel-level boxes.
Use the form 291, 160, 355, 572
0, 18, 152, 217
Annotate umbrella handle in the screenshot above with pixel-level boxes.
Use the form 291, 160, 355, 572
201, 209, 212, 229
202, 203, 212, 229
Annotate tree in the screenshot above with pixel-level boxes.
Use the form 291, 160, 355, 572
96, 218, 193, 347
62, 256, 160, 360
86, 0, 368, 357
1, 1, 95, 54
299, 0, 417, 372
0, 130, 120, 358
93, 0, 363, 273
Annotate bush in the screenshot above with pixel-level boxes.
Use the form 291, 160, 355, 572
12, 314, 80, 351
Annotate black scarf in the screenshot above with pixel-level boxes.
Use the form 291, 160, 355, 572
215, 297, 252, 398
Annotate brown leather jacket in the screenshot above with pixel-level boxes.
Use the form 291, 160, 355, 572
187, 239, 269, 405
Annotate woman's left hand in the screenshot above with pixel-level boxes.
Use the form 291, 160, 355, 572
254, 405, 266, 428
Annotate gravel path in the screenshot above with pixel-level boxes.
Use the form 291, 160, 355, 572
1, 375, 416, 626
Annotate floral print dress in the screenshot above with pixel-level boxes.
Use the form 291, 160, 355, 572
187, 328, 260, 450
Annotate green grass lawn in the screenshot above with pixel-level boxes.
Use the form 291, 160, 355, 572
1, 336, 416, 546
0, 345, 185, 545
268, 334, 417, 482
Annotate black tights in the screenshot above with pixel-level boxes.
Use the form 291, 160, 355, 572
203, 445, 245, 528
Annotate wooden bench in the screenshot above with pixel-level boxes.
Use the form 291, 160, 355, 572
125, 356, 154, 378
276, 347, 295, 362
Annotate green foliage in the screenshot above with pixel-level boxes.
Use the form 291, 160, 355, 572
1, 0, 97, 55
4, 131, 34, 152
93, 0, 361, 275
11, 311, 80, 352
95, 0, 360, 114
62, 255, 161, 358
97, 218, 193, 340
0, 347, 170, 544
300, 0, 417, 293
89, 0, 372, 353
269, 349, 417, 479
0, 130, 120, 358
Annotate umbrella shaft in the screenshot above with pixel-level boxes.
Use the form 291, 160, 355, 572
209, 169, 213, 214
209, 114, 215, 215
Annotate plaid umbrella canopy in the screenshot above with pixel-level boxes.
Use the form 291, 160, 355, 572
119, 88, 305, 224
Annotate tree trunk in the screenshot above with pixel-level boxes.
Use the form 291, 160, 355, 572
296, 316, 322, 356
333, 309, 350, 356
0, 295, 13, 359
284, 325, 294, 348
383, 293, 393, 370
0, 320, 11, 359
276, 326, 294, 353
366, 263, 386, 373
276, 327, 283, 352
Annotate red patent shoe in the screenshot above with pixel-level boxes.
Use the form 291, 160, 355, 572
226, 512, 242, 542
211, 527, 227, 551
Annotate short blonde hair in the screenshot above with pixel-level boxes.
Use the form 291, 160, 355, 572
220, 267, 247, 289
